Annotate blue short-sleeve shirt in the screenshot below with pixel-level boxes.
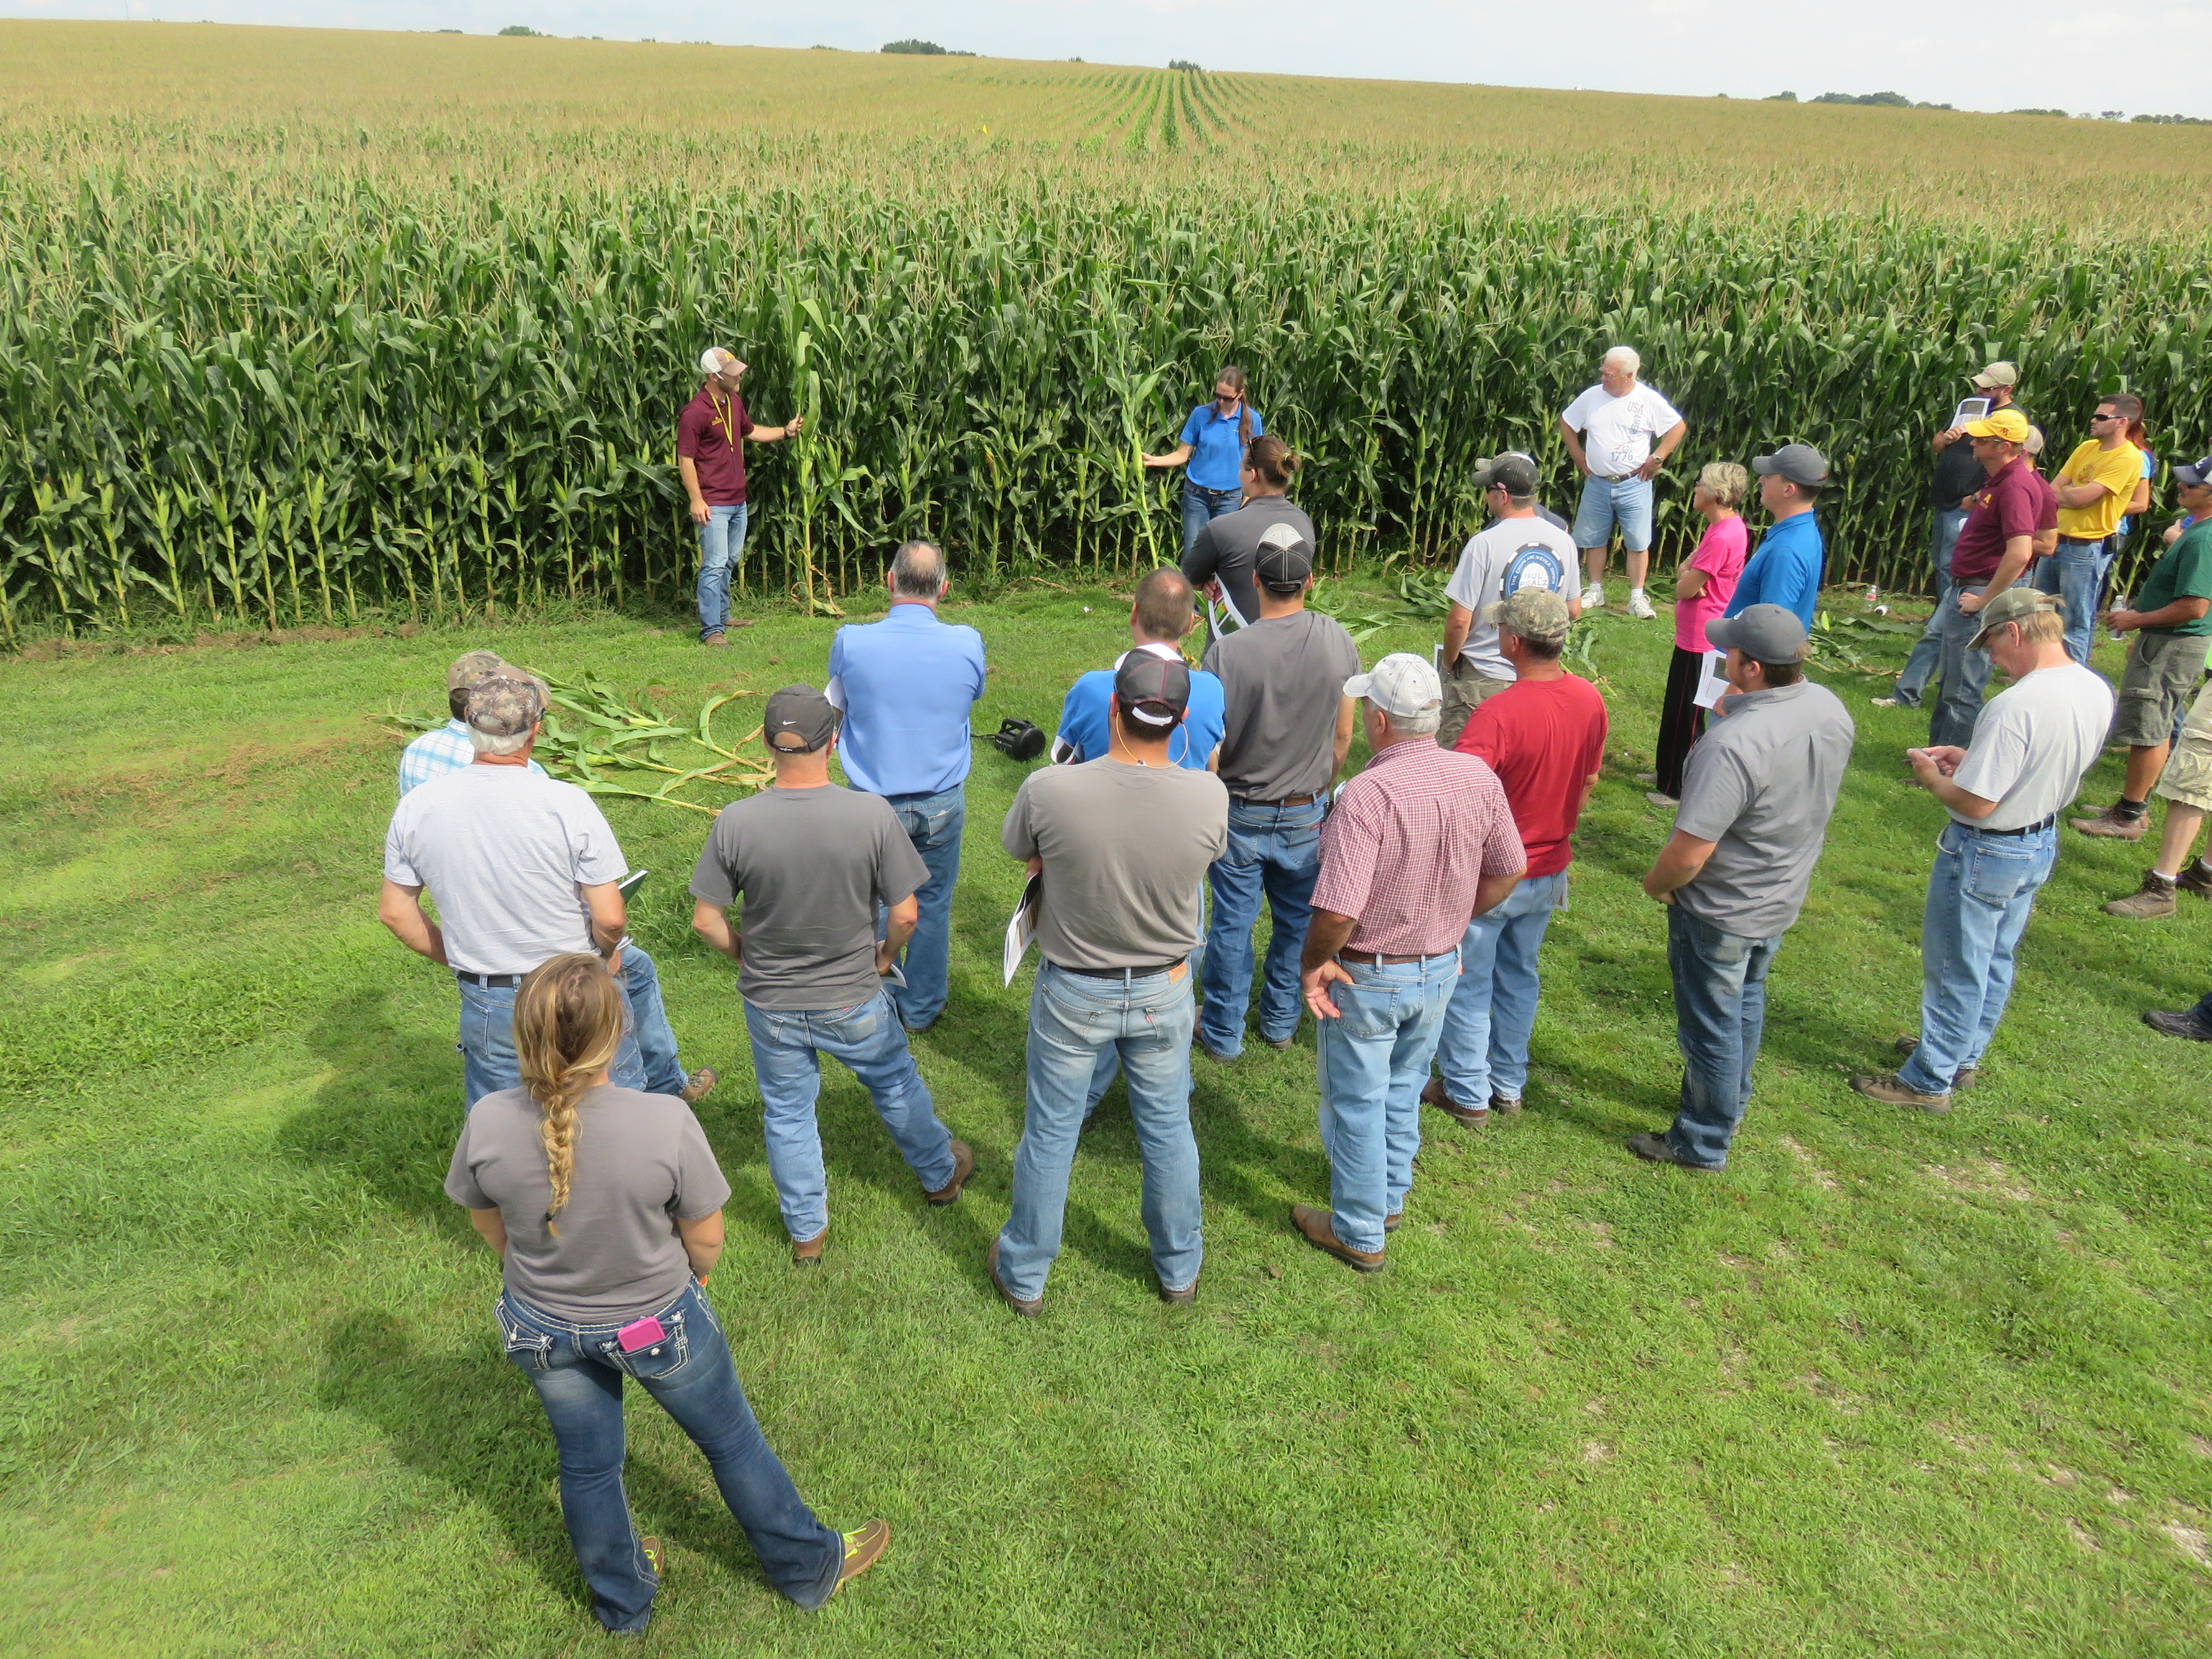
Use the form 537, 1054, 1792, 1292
1725, 512, 1825, 629
825, 603, 987, 797
1052, 654, 1226, 771
1179, 402, 1264, 492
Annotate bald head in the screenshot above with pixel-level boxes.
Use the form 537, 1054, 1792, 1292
1132, 567, 1197, 643
890, 539, 947, 600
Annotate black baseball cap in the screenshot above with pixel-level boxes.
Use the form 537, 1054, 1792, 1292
1472, 453, 1539, 496
1113, 652, 1191, 727
762, 684, 840, 752
1253, 520, 1314, 591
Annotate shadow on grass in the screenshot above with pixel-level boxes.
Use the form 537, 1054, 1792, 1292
276, 989, 469, 1223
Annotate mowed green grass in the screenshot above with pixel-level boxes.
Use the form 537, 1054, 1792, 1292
2, 581, 2209, 1658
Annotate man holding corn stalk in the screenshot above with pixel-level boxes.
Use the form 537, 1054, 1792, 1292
678, 348, 804, 648
1561, 346, 1687, 621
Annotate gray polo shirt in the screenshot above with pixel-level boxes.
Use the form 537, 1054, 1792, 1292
1204, 609, 1362, 802
1673, 680, 1855, 939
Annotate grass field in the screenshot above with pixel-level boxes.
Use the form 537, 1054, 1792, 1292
5, 579, 2210, 1656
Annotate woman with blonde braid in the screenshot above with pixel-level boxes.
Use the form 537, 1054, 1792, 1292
445, 954, 888, 1636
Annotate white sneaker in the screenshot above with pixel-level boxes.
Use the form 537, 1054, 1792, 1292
1580, 582, 1605, 610
1871, 696, 1902, 708
1626, 590, 1656, 620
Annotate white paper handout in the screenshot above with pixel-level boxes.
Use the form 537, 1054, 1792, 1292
1691, 649, 1731, 710
1002, 872, 1042, 987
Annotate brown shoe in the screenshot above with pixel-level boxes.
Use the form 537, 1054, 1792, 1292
2071, 806, 2147, 840
830, 1519, 889, 1597
792, 1227, 827, 1265
2178, 862, 2212, 900
1491, 1097, 1524, 1115
1851, 1071, 1952, 1115
701, 630, 729, 649
678, 1066, 718, 1104
1290, 1202, 1385, 1271
2105, 871, 2179, 919
1421, 1075, 1488, 1126
924, 1139, 975, 1206
1893, 1034, 1978, 1091
1157, 1273, 1198, 1306
987, 1238, 1042, 1316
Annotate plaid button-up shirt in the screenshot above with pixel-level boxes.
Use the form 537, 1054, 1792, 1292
1310, 738, 1526, 957
397, 720, 547, 796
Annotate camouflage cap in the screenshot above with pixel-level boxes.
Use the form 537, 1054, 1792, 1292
1482, 584, 1572, 645
445, 649, 510, 692
1967, 585, 2062, 649
465, 674, 546, 738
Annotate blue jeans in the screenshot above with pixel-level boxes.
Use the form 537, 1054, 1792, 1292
996, 962, 1203, 1300
1664, 904, 1783, 1170
1928, 588, 1996, 750
1199, 798, 1325, 1056
459, 969, 646, 1109
1181, 482, 1242, 555
1893, 506, 1969, 706
1315, 952, 1459, 1252
743, 989, 957, 1242
1435, 869, 1566, 1106
2032, 537, 2109, 668
621, 945, 685, 1098
497, 1281, 842, 1631
694, 502, 750, 639
1570, 474, 1654, 553
881, 785, 963, 1031
1900, 821, 2058, 1094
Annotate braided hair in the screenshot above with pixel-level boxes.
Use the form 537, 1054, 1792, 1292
512, 953, 628, 1236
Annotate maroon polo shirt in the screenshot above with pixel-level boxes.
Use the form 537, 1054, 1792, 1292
676, 385, 754, 506
1949, 455, 2053, 586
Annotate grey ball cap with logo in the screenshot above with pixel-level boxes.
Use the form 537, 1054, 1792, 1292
763, 684, 840, 752
1966, 585, 2063, 649
1253, 520, 1315, 591
465, 674, 548, 737
1704, 603, 1808, 665
1750, 443, 1829, 489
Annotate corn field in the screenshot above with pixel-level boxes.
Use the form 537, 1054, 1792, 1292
4, 32, 2211, 640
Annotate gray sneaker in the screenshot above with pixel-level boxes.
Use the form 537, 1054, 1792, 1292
2143, 1008, 2212, 1042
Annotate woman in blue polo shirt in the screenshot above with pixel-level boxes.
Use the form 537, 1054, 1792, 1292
1143, 365, 1262, 554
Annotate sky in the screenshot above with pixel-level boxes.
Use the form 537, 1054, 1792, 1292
9, 0, 2209, 120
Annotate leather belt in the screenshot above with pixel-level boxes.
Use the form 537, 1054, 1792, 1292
2057, 535, 2104, 546
455, 970, 525, 988
1969, 814, 2056, 837
1235, 792, 1320, 808
1057, 958, 1187, 979
1337, 949, 1429, 966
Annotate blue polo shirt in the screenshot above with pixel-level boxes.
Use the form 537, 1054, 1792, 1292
1052, 653, 1226, 771
825, 602, 987, 797
1179, 402, 1264, 492
1725, 511, 1824, 628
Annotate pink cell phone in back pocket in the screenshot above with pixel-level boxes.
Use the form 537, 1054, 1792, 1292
617, 1315, 666, 1353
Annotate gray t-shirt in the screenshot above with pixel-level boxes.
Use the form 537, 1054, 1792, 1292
688, 784, 929, 1011
1204, 609, 1363, 802
1183, 497, 1318, 630
1002, 759, 1230, 970
1675, 680, 1856, 939
384, 766, 628, 976
1443, 514, 1581, 679
1952, 663, 2114, 830
445, 1084, 732, 1323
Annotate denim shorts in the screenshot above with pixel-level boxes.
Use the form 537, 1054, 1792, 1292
1570, 474, 1654, 552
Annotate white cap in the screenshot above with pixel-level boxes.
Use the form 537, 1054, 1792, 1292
1343, 652, 1442, 720
700, 346, 737, 375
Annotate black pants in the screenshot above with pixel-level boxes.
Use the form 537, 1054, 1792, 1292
1656, 645, 1707, 798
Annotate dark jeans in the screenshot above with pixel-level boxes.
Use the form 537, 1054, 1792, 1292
1181, 482, 1242, 556
1654, 645, 1707, 798
881, 784, 964, 1030
497, 1280, 842, 1632
1199, 797, 1325, 1056
1664, 903, 1783, 1170
1929, 589, 1996, 750
1893, 506, 1969, 707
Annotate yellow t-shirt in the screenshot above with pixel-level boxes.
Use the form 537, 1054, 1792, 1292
2055, 439, 2144, 540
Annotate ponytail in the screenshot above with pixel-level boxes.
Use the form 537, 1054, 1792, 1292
512, 953, 628, 1235
1244, 433, 1300, 491
1216, 364, 1251, 450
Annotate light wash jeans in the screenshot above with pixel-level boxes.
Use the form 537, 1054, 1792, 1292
1570, 474, 1654, 553
1435, 869, 1567, 1107
1314, 951, 1459, 1254
996, 962, 1202, 1300
1898, 821, 2058, 1095
2031, 537, 2110, 668
459, 969, 645, 1109
1663, 904, 1784, 1170
620, 945, 686, 1097
881, 784, 964, 1031
694, 501, 749, 639
1181, 482, 1242, 556
743, 989, 958, 1242
1928, 588, 1996, 750
1199, 798, 1325, 1056
1893, 506, 1969, 707
497, 1280, 842, 1631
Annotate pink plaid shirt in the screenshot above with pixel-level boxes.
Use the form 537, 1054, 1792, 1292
1311, 739, 1526, 956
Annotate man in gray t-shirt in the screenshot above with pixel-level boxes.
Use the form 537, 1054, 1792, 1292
990, 655, 1230, 1315
689, 684, 972, 1261
1635, 607, 1853, 1172
1195, 526, 1362, 1061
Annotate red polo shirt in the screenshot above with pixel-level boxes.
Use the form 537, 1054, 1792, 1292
1950, 456, 2055, 586
676, 386, 753, 506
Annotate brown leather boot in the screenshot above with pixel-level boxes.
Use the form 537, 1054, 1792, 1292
1290, 1203, 1385, 1271
2104, 870, 2179, 919
792, 1227, 827, 1265
925, 1140, 975, 1206
1420, 1074, 1488, 1125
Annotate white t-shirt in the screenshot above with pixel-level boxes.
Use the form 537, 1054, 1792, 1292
1560, 382, 1685, 478
384, 765, 628, 975
1444, 515, 1580, 679
1951, 663, 2116, 830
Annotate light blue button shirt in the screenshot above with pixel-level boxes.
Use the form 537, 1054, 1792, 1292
826, 603, 987, 797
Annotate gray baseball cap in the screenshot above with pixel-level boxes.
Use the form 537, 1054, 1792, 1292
465, 674, 546, 737
1751, 443, 1829, 489
1967, 586, 2062, 649
1704, 603, 1807, 664
1471, 453, 1539, 496
1253, 520, 1314, 590
763, 684, 840, 752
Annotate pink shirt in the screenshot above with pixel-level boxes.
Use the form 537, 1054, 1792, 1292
1674, 515, 1748, 652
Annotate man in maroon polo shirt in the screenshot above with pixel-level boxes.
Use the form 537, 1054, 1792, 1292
1928, 407, 2056, 747
677, 347, 804, 648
